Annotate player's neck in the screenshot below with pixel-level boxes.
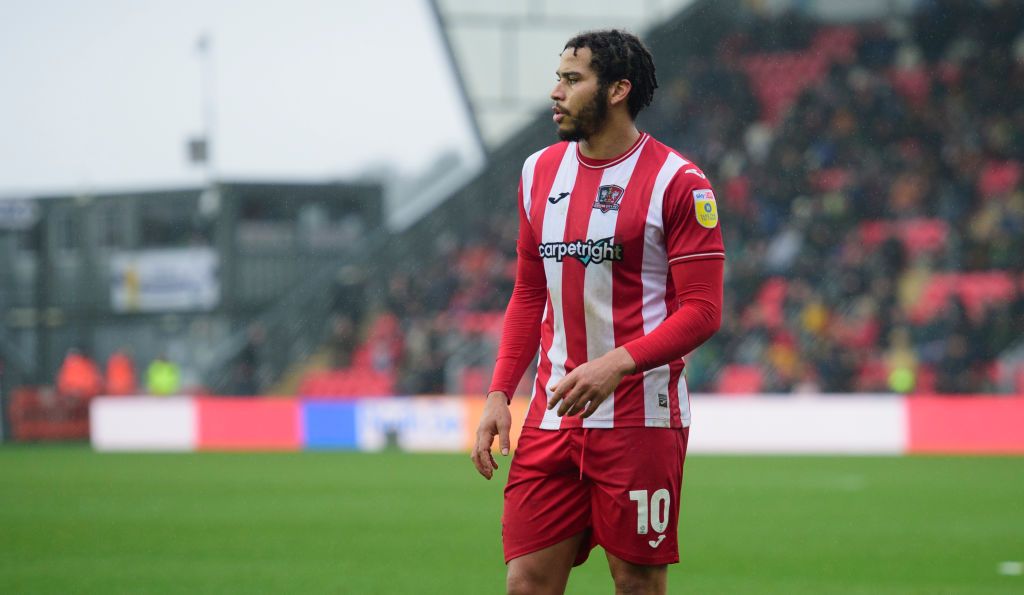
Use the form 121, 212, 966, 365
578, 116, 641, 160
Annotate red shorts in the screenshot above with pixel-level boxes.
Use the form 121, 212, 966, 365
502, 425, 689, 566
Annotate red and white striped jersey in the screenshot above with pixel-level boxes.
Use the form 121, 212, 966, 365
517, 132, 724, 430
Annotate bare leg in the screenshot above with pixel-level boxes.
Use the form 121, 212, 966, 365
606, 551, 667, 595
506, 532, 586, 595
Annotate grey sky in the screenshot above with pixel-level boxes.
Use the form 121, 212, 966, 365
0, 0, 479, 196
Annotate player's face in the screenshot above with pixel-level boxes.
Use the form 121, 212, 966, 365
551, 47, 609, 142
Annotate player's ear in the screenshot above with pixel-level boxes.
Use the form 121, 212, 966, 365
608, 79, 632, 107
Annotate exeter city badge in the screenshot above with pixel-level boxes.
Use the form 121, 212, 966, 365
693, 189, 719, 228
593, 184, 624, 213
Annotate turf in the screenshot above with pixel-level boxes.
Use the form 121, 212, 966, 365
0, 447, 1021, 594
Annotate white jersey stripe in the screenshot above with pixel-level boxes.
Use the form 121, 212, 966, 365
678, 372, 691, 427
521, 149, 543, 224
580, 136, 649, 429
668, 252, 726, 263
538, 143, 580, 430
641, 152, 686, 427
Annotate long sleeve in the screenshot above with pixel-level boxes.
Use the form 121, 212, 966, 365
488, 181, 547, 400
622, 258, 723, 372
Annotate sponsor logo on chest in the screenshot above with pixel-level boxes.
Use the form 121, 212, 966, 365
538, 237, 624, 266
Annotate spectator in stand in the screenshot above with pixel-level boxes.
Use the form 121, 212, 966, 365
146, 354, 181, 396
56, 348, 103, 400
328, 314, 356, 369
230, 324, 266, 396
104, 348, 137, 396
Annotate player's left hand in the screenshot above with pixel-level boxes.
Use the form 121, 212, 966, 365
548, 347, 636, 418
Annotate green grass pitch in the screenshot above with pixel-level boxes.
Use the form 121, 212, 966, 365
1, 447, 1022, 594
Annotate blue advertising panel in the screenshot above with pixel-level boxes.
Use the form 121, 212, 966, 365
302, 400, 359, 449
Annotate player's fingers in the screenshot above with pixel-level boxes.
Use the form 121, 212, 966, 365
565, 394, 587, 417
471, 443, 486, 476
471, 447, 487, 478
573, 385, 603, 416
548, 374, 576, 409
566, 390, 593, 417
557, 383, 588, 416
498, 421, 511, 456
548, 370, 576, 406
547, 386, 560, 409
473, 429, 495, 478
478, 447, 494, 479
579, 393, 606, 418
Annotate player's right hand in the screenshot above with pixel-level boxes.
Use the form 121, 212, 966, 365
471, 391, 512, 480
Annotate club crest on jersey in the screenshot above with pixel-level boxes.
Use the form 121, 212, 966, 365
693, 189, 719, 229
593, 184, 624, 213
538, 237, 624, 266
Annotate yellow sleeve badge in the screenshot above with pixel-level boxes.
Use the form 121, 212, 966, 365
693, 189, 719, 229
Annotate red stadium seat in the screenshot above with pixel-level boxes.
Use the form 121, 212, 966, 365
859, 219, 948, 257
978, 160, 1022, 199
811, 168, 851, 193
888, 67, 931, 107
901, 219, 948, 255
752, 278, 788, 329
910, 272, 1016, 322
298, 368, 395, 397
461, 367, 489, 395
915, 365, 937, 394
715, 364, 764, 394
857, 357, 890, 392
741, 47, 834, 123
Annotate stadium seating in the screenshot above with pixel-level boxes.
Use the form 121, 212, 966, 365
738, 26, 858, 123
297, 1, 1023, 397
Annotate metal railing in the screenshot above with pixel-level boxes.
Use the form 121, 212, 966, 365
198, 228, 392, 395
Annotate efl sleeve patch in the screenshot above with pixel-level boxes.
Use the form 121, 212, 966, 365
693, 189, 719, 229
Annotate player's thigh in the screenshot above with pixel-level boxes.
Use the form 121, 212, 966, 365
506, 532, 587, 595
587, 427, 688, 565
503, 428, 591, 564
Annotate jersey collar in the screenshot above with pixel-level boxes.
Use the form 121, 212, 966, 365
575, 132, 649, 169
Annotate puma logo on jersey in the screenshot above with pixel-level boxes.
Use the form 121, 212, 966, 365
648, 535, 666, 548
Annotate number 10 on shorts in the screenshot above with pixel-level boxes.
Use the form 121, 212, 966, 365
628, 489, 670, 535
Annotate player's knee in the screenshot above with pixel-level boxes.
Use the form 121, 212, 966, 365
612, 577, 652, 595
611, 565, 665, 595
506, 567, 554, 595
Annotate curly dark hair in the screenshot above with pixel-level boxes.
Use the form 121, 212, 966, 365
563, 29, 658, 119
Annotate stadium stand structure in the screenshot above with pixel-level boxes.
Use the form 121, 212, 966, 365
298, 0, 1024, 397
0, 180, 382, 440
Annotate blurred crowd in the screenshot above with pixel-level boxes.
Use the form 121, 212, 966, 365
55, 348, 183, 400
312, 0, 1024, 396
314, 216, 517, 395
689, 0, 1024, 393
